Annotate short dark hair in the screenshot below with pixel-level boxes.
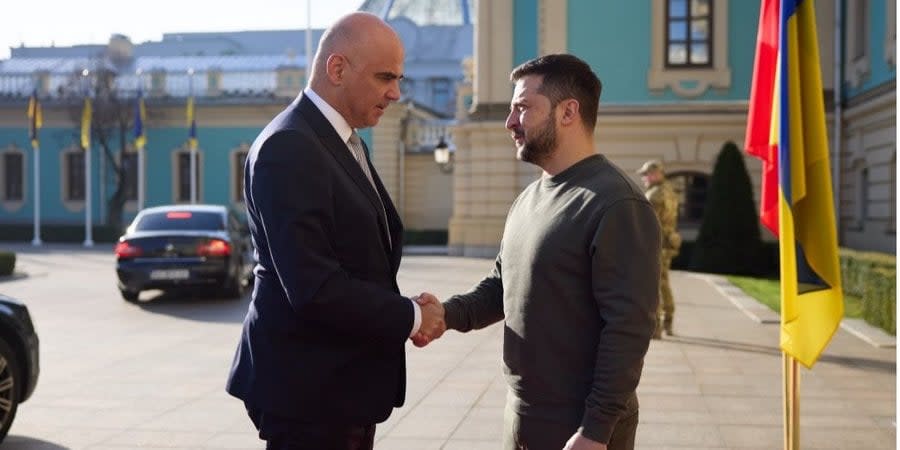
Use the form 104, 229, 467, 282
509, 54, 602, 131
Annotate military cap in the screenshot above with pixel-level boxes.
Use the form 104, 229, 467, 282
637, 159, 664, 175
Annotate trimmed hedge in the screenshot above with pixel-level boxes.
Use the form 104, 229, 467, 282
0, 224, 122, 243
862, 268, 895, 335
0, 252, 14, 276
403, 230, 448, 246
840, 249, 896, 335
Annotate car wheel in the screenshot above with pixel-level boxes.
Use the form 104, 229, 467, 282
0, 338, 21, 443
120, 289, 139, 302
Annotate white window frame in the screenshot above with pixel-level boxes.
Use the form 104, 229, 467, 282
231, 143, 250, 206
649, 0, 731, 97
60, 146, 86, 212
0, 145, 26, 212
171, 148, 204, 204
121, 147, 140, 213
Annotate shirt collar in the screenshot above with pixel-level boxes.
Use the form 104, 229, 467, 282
304, 87, 354, 144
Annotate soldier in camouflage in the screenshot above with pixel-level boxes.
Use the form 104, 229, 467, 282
638, 160, 682, 339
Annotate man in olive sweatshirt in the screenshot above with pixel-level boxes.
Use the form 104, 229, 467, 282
413, 54, 660, 450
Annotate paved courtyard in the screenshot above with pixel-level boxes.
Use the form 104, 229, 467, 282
0, 244, 894, 449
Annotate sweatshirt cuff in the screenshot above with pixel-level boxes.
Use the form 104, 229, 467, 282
578, 413, 617, 445
408, 298, 422, 338
441, 299, 463, 331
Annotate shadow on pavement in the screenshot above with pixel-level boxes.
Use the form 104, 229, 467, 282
669, 335, 895, 373
3, 435, 69, 449
133, 288, 251, 324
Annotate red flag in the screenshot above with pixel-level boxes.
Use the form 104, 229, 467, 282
745, 0, 781, 236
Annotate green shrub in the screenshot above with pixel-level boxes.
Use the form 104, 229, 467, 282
840, 248, 896, 297
862, 267, 896, 335
0, 224, 121, 243
403, 230, 448, 246
689, 141, 766, 275
0, 252, 15, 276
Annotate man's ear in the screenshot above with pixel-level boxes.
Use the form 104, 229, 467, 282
325, 54, 346, 85
558, 99, 580, 126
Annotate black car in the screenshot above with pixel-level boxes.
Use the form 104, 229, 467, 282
115, 204, 253, 301
0, 294, 39, 443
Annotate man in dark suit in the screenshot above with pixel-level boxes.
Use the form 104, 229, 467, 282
226, 12, 445, 450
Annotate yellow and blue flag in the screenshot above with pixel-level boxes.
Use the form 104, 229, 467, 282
80, 97, 92, 151
134, 86, 146, 149
27, 89, 42, 148
186, 96, 197, 151
748, 0, 843, 368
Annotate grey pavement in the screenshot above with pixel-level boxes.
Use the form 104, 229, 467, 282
0, 244, 894, 449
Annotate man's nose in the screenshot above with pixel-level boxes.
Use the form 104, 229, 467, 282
387, 81, 401, 101
505, 112, 519, 131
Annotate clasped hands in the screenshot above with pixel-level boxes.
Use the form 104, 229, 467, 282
410, 292, 446, 347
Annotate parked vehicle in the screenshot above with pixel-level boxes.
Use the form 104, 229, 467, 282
0, 294, 39, 443
115, 204, 253, 301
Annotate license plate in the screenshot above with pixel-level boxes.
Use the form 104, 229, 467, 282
150, 269, 190, 280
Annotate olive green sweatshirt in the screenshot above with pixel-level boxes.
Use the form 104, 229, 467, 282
443, 154, 661, 444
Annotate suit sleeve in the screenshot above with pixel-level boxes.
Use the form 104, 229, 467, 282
579, 198, 660, 443
251, 129, 412, 344
441, 250, 505, 332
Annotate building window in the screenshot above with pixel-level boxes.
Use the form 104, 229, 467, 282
853, 0, 869, 62
845, 0, 871, 87
3, 152, 24, 202
431, 78, 452, 113
649, 0, 729, 97
233, 150, 248, 203
174, 151, 202, 203
207, 71, 220, 91
121, 152, 138, 202
858, 167, 870, 223
66, 152, 85, 201
666, 171, 710, 226
666, 0, 712, 67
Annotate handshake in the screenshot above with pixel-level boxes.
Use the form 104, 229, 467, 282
411, 292, 446, 347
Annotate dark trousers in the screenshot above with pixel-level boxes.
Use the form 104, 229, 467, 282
247, 405, 376, 450
502, 404, 638, 450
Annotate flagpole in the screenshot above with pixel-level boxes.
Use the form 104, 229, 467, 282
29, 88, 42, 247
783, 354, 799, 450
136, 70, 145, 210
188, 68, 197, 204
82, 69, 93, 247
31, 141, 41, 246
306, 0, 313, 78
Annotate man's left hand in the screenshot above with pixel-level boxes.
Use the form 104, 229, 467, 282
563, 432, 606, 450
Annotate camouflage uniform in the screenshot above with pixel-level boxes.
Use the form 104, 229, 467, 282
638, 160, 681, 338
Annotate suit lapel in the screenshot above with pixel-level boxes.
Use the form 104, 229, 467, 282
296, 95, 395, 254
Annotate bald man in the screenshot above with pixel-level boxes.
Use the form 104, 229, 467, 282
226, 13, 445, 449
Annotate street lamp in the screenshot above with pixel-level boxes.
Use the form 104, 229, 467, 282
433, 135, 453, 174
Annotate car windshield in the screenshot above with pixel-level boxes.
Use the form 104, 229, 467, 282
135, 211, 225, 231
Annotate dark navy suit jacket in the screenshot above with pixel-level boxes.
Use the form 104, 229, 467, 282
226, 94, 411, 425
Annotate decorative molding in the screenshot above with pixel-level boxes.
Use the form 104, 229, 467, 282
845, 0, 871, 88
648, 0, 731, 97
538, 0, 567, 55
